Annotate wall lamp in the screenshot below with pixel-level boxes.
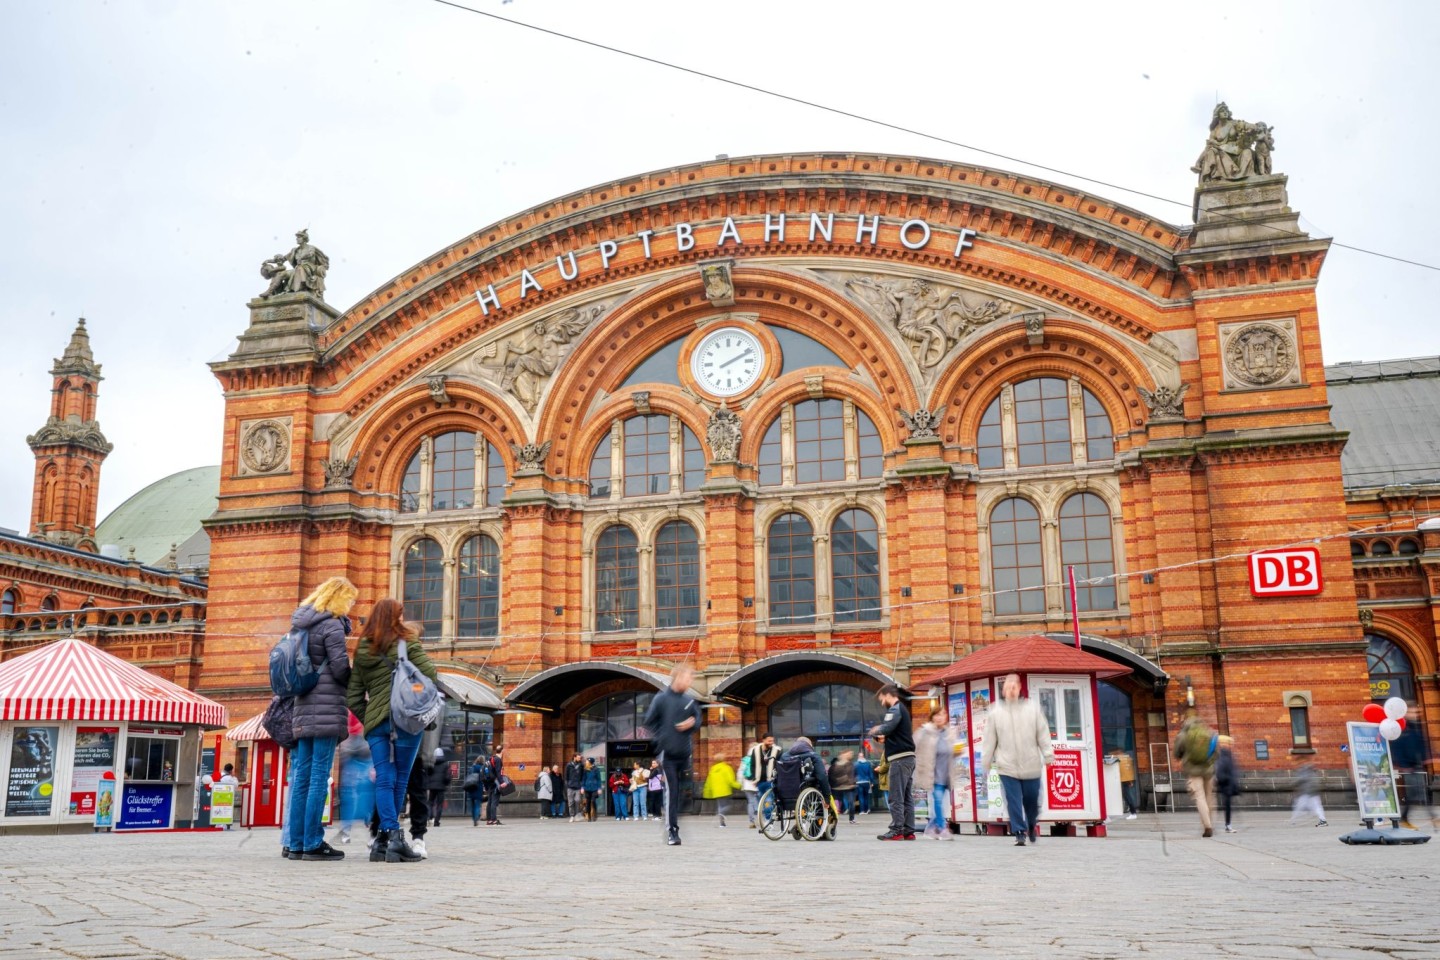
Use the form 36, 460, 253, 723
1184, 676, 1195, 708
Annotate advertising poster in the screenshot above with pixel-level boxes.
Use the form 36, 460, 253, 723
969, 681, 1004, 820
947, 688, 972, 820
94, 776, 116, 828
210, 783, 235, 826
117, 783, 174, 829
1046, 748, 1086, 811
1345, 721, 1400, 819
69, 727, 119, 817
6, 725, 59, 817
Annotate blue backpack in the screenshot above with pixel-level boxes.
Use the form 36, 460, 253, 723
268, 626, 318, 698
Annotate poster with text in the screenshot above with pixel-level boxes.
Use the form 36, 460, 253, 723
69, 727, 118, 817
118, 783, 174, 830
1345, 721, 1399, 819
1046, 748, 1086, 811
6, 725, 59, 817
969, 681, 1004, 820
210, 783, 235, 826
94, 777, 116, 828
947, 688, 971, 820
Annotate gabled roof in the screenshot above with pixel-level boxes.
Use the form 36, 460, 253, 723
0, 637, 227, 727
915, 635, 1132, 687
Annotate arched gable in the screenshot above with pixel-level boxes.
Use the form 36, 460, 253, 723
736, 374, 900, 468
562, 385, 710, 481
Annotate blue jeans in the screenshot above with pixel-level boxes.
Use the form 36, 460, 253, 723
365, 721, 423, 833
999, 774, 1041, 838
469, 790, 483, 824
613, 789, 629, 819
856, 783, 873, 814
551, 798, 566, 818
835, 789, 856, 820
928, 783, 950, 833
286, 736, 338, 852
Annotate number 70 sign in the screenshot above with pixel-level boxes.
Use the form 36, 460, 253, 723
1247, 547, 1324, 597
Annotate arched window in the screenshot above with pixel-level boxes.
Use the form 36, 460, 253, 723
1288, 694, 1312, 748
991, 498, 1044, 616
595, 526, 639, 632
0, 590, 14, 616
106, 614, 119, 627
44, 618, 58, 631
793, 399, 846, 483
623, 415, 671, 497
758, 419, 783, 486
400, 453, 422, 513
403, 538, 444, 639
155, 611, 169, 624
1350, 540, 1365, 558
832, 509, 881, 623
856, 409, 883, 479
589, 437, 612, 498
28, 619, 42, 631
976, 378, 1115, 470
756, 398, 885, 487
682, 424, 705, 492
589, 415, 705, 498
40, 595, 58, 612
769, 683, 881, 746
767, 513, 816, 625
1397, 538, 1420, 556
122, 614, 135, 626
139, 613, 153, 625
484, 444, 507, 507
1371, 540, 1393, 557
458, 535, 500, 639
431, 431, 476, 511
654, 521, 700, 629
1060, 493, 1116, 611
1367, 634, 1415, 703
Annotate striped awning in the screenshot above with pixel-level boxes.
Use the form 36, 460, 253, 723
225, 712, 271, 742
0, 637, 227, 728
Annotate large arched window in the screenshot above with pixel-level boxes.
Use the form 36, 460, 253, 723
654, 521, 700, 629
769, 683, 882, 745
767, 513, 816, 625
1367, 634, 1415, 702
0, 590, 15, 616
40, 595, 58, 612
832, 509, 881, 623
595, 526, 640, 632
756, 398, 883, 486
457, 535, 500, 639
975, 378, 1115, 470
587, 415, 705, 498
1060, 493, 1116, 611
403, 538, 444, 639
990, 498, 1044, 616
399, 431, 506, 513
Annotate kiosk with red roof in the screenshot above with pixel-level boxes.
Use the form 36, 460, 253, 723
919, 635, 1131, 837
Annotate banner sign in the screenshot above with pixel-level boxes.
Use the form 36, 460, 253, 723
117, 783, 174, 830
1248, 547, 1323, 597
210, 784, 235, 826
1345, 721, 1400, 819
1046, 748, 1086, 811
6, 725, 59, 817
69, 727, 119, 817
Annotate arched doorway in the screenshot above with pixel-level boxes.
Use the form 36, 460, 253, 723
1366, 634, 1416, 703
767, 682, 886, 766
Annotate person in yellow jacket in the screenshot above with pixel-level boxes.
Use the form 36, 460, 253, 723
702, 759, 742, 827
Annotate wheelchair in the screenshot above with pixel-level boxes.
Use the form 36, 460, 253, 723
757, 754, 836, 841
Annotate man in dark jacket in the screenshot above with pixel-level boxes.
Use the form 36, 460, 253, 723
425, 748, 453, 827
868, 684, 916, 841
564, 753, 585, 823
642, 663, 702, 846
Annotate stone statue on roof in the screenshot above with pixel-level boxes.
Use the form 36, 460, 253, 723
260, 229, 330, 299
1192, 103, 1275, 184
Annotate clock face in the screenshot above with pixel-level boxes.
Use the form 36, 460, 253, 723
690, 326, 766, 397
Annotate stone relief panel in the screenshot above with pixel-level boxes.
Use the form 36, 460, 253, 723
238, 416, 293, 476
839, 273, 1019, 371
1219, 318, 1300, 390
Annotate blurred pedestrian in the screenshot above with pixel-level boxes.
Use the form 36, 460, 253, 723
916, 708, 956, 839
829, 750, 858, 825
1392, 707, 1434, 829
483, 744, 506, 825
426, 748, 452, 826
702, 757, 741, 827
630, 761, 649, 822
1173, 709, 1219, 838
582, 757, 602, 821
642, 663, 702, 846
609, 766, 631, 821
535, 762, 555, 820
874, 737, 891, 812
551, 765, 569, 819
1214, 736, 1242, 833
333, 714, 373, 845
1108, 749, 1139, 819
982, 674, 1054, 847
869, 684, 916, 841
1289, 761, 1327, 826
466, 754, 486, 826
646, 759, 663, 820
854, 751, 874, 815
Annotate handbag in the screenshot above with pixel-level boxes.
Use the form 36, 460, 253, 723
495, 773, 516, 797
462, 772, 481, 792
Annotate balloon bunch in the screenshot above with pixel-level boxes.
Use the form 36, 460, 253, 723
1361, 697, 1409, 741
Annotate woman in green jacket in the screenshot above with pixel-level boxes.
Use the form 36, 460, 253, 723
345, 598, 439, 863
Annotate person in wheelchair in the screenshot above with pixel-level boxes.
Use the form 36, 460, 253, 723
765, 737, 837, 841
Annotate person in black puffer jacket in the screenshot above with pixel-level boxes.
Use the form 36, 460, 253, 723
286, 577, 357, 863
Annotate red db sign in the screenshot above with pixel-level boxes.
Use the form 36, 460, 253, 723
1247, 547, 1323, 597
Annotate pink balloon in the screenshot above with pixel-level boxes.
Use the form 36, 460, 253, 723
1362, 703, 1386, 724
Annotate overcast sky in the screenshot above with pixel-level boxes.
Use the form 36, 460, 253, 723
2, 0, 1437, 534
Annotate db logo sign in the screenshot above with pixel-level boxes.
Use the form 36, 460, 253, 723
1247, 547, 1323, 597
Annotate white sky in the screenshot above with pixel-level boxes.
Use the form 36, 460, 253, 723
2, 0, 1437, 534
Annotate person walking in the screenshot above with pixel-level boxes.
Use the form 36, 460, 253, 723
467, 754, 487, 826
563, 753, 586, 822
1173, 709, 1219, 837
286, 576, 357, 862
1289, 762, 1327, 826
702, 757, 741, 827
425, 749, 452, 827
484, 744, 506, 825
829, 751, 858, 825
646, 759, 663, 820
745, 733, 780, 826
345, 596, 437, 863
609, 767, 631, 821
854, 751, 874, 815
642, 663, 703, 846
1392, 706, 1434, 829
982, 674, 1055, 847
630, 762, 649, 822
916, 708, 956, 839
869, 684, 916, 841
333, 715, 373, 845
551, 765, 569, 819
741, 752, 760, 828
582, 757, 602, 821
1214, 735, 1242, 833
1109, 749, 1139, 819
535, 763, 555, 820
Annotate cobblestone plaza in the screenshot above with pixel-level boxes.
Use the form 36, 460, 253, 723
2, 814, 1435, 960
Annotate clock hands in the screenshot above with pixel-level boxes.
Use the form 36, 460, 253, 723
719, 348, 754, 370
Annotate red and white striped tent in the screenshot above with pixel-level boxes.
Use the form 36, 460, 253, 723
0, 637, 227, 728
225, 712, 271, 742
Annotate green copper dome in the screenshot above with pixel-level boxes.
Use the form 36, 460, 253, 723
95, 465, 220, 567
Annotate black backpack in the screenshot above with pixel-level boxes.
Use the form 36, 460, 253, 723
262, 695, 298, 750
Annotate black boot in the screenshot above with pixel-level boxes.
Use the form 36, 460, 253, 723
369, 830, 390, 862
386, 831, 423, 863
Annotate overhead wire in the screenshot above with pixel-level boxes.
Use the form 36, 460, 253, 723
421, 0, 1440, 273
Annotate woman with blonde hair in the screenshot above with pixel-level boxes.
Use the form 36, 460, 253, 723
286, 576, 358, 862
346, 597, 439, 863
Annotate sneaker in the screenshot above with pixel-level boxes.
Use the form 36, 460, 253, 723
410, 837, 428, 859
666, 830, 682, 846
280, 846, 291, 858
877, 831, 903, 841
1400, 820, 1416, 830
1014, 836, 1026, 846
902, 833, 916, 840
748, 821, 756, 829
1125, 813, 1137, 820
301, 842, 345, 861
1316, 820, 1328, 827
939, 831, 954, 841
1225, 825, 1236, 833
1202, 828, 1213, 837
286, 848, 303, 860
336, 829, 350, 844
1028, 827, 1038, 843
717, 815, 727, 827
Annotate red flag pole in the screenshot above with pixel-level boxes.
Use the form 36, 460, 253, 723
1068, 565, 1082, 650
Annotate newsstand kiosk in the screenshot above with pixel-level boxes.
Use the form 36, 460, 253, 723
919, 635, 1130, 838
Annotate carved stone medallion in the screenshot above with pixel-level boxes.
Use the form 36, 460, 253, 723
1219, 319, 1299, 390
239, 417, 292, 475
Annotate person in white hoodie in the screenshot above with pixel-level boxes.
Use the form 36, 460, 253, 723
981, 674, 1054, 847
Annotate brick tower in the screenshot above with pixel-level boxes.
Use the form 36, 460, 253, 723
26, 319, 113, 551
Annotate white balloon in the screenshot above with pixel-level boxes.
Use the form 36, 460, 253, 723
1384, 697, 1408, 720
1379, 718, 1402, 741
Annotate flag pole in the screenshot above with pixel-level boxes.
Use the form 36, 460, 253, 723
1068, 565, 1082, 650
